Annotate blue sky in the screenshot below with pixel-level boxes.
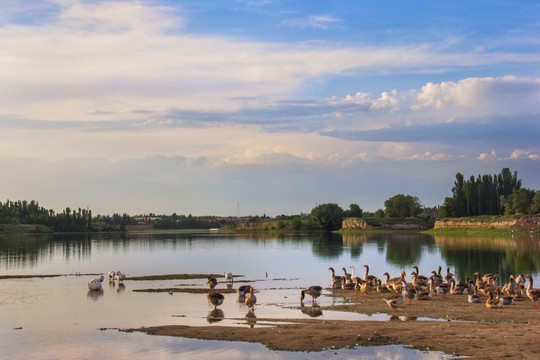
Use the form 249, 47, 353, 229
0, 0, 539, 216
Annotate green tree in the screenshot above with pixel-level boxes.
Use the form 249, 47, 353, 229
384, 194, 421, 218
310, 203, 344, 231
505, 188, 536, 215
374, 209, 385, 218
344, 203, 363, 217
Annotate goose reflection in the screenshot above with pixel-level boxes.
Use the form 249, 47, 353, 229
86, 289, 103, 301
206, 308, 225, 324
389, 315, 418, 321
116, 283, 126, 293
300, 303, 323, 317
245, 310, 257, 328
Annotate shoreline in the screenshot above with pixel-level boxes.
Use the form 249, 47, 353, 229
121, 288, 540, 358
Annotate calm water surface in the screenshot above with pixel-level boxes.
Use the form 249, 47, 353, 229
1, 231, 538, 360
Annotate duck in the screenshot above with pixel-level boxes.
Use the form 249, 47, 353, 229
383, 293, 406, 311
485, 291, 503, 309
301, 286, 322, 304
237, 284, 253, 298
207, 290, 225, 309
116, 271, 126, 283
224, 272, 234, 284
207, 275, 218, 289
468, 285, 481, 303
244, 287, 257, 311
524, 275, 540, 307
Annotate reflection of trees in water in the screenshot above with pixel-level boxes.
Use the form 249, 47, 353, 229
437, 235, 540, 281
0, 233, 94, 270
310, 233, 344, 259
369, 233, 436, 267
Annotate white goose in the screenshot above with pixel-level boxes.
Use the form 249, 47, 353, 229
87, 275, 104, 291
116, 271, 126, 283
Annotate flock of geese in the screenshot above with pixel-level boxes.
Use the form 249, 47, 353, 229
86, 270, 126, 291
206, 272, 258, 312
87, 266, 540, 316
328, 265, 540, 310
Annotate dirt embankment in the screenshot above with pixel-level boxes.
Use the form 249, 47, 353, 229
434, 214, 540, 232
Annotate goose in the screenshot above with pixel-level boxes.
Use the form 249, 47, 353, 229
383, 272, 405, 294
501, 275, 515, 297
496, 288, 514, 306
449, 279, 466, 295
244, 287, 257, 311
376, 279, 390, 293
116, 271, 126, 283
341, 280, 355, 290
467, 285, 481, 303
207, 275, 218, 289
513, 283, 527, 301
485, 291, 503, 309
328, 267, 344, 284
383, 293, 406, 311
341, 267, 353, 284
430, 276, 449, 298
362, 265, 379, 285
524, 275, 540, 307
348, 265, 363, 283
515, 274, 526, 287
224, 272, 234, 284
412, 265, 428, 282
87, 278, 103, 291
301, 285, 322, 304
108, 271, 116, 281
207, 290, 225, 309
414, 286, 433, 300
237, 285, 253, 298
401, 280, 416, 305
410, 272, 428, 289
354, 277, 371, 296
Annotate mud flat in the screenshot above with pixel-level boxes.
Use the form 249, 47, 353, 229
123, 287, 540, 359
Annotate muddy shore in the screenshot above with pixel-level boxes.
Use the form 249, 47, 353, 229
123, 285, 540, 359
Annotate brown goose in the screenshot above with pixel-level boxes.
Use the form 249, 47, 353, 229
237, 284, 253, 298
207, 290, 225, 309
301, 285, 322, 304
468, 285, 481, 303
328, 267, 344, 284
207, 275, 218, 289
430, 275, 450, 298
362, 265, 379, 285
383, 293, 406, 311
524, 275, 540, 307
485, 291, 503, 309
244, 287, 257, 311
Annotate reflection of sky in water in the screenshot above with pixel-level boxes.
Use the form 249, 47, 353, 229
0, 232, 537, 359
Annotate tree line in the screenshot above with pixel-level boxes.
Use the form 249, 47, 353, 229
0, 200, 92, 232
2, 168, 538, 233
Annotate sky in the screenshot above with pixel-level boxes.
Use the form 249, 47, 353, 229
0, 0, 539, 217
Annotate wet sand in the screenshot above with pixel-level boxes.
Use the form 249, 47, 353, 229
124, 286, 540, 359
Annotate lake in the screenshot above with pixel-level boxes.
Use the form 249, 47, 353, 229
0, 231, 538, 359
